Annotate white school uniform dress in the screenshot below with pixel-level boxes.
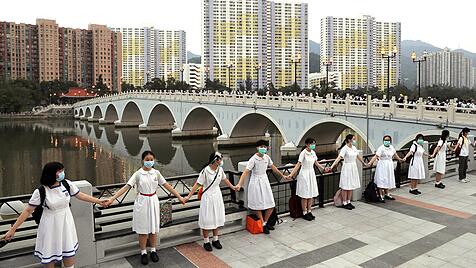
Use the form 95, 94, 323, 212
374, 145, 396, 189
338, 145, 361, 190
246, 154, 276, 210
408, 142, 425, 180
198, 166, 226, 230
433, 139, 448, 174
127, 168, 166, 235
296, 149, 319, 198
28, 180, 80, 264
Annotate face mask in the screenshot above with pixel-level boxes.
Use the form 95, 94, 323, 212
417, 139, 424, 145
383, 141, 391, 147
352, 140, 357, 146
258, 147, 267, 155
219, 160, 224, 167
310, 144, 316, 150
144, 160, 154, 168
57, 171, 65, 182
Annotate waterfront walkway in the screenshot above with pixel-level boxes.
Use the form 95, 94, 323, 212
86, 171, 476, 268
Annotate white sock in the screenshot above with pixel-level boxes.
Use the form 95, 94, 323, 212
150, 248, 156, 252
141, 249, 147, 255
436, 181, 441, 184
263, 221, 267, 226
347, 200, 351, 204
343, 200, 348, 205
213, 236, 219, 242
303, 210, 307, 215
204, 237, 210, 243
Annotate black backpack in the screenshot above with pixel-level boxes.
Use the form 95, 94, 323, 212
264, 208, 279, 227
406, 144, 417, 165
288, 180, 303, 219
32, 180, 71, 224
363, 180, 380, 203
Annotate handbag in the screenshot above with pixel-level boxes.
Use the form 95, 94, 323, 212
246, 214, 263, 234
197, 169, 219, 200
160, 199, 173, 227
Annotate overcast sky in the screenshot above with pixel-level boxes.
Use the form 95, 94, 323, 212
1, 0, 475, 55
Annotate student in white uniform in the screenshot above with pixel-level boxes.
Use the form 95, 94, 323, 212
455, 128, 473, 183
328, 134, 368, 210
185, 152, 237, 252
403, 134, 431, 195
368, 135, 404, 202
107, 151, 186, 265
2, 162, 107, 268
431, 130, 451, 188
287, 138, 326, 221
236, 140, 286, 234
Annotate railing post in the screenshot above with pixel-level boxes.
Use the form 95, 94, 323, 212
468, 135, 475, 172
345, 94, 351, 112
448, 98, 456, 123
326, 94, 332, 111
318, 175, 324, 208
417, 98, 424, 120
309, 95, 313, 110
279, 93, 283, 106
352, 150, 364, 201
71, 180, 97, 267
237, 162, 250, 208
390, 96, 396, 117
367, 94, 372, 115
293, 93, 298, 108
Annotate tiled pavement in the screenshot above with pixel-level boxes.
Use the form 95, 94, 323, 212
86, 172, 476, 268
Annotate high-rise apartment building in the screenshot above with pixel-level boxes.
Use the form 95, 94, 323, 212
0, 19, 122, 92
320, 15, 401, 90
114, 28, 186, 87
0, 22, 39, 81
267, 1, 308, 89
183, 63, 204, 89
421, 48, 474, 88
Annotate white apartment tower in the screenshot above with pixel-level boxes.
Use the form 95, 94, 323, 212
320, 16, 401, 90
114, 28, 186, 87
267, 1, 308, 89
202, 0, 308, 90
422, 48, 474, 88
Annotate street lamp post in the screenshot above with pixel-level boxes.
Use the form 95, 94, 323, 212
292, 54, 302, 91
411, 51, 428, 99
180, 65, 185, 83
146, 71, 150, 84
323, 57, 333, 91
381, 46, 398, 101
226, 63, 233, 91
255, 63, 262, 92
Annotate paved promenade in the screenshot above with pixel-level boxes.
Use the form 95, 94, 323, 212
87, 171, 476, 268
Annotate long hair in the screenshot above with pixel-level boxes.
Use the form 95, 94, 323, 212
440, 130, 449, 142
40, 162, 64, 186
338, 134, 354, 150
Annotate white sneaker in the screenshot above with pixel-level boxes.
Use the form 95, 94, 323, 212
459, 179, 469, 183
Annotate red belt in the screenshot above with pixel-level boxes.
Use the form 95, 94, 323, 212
140, 192, 156, 197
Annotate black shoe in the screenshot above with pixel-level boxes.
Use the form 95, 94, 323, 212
435, 183, 445, 189
309, 212, 316, 220
302, 213, 313, 221
263, 225, 270, 234
212, 240, 223, 249
267, 224, 275, 231
344, 204, 353, 210
348, 203, 355, 209
409, 189, 418, 195
150, 251, 159, 262
204, 242, 213, 251
416, 189, 422, 194
378, 198, 385, 203
140, 253, 149, 265
384, 195, 395, 200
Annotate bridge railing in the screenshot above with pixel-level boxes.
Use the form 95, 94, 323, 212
72, 91, 476, 126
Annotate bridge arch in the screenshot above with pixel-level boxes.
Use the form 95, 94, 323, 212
396, 129, 460, 150
104, 125, 119, 145
74, 109, 79, 116
229, 110, 288, 143
84, 107, 92, 118
78, 108, 84, 117
182, 106, 223, 134
147, 103, 176, 129
121, 101, 144, 125
104, 104, 119, 122
295, 118, 373, 153
93, 106, 103, 119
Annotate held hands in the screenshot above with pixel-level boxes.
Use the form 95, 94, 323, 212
3, 229, 15, 241
99, 199, 111, 208
324, 167, 332, 173
234, 184, 242, 192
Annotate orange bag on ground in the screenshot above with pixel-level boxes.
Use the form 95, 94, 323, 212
246, 214, 263, 234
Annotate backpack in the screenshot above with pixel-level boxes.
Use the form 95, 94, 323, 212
406, 144, 416, 165
333, 189, 343, 207
363, 180, 380, 203
32, 180, 71, 225
455, 137, 464, 157
288, 180, 303, 219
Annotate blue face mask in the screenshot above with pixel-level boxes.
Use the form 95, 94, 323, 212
383, 140, 391, 147
219, 160, 224, 167
310, 144, 316, 150
57, 171, 65, 182
258, 147, 267, 155
352, 140, 357, 146
144, 161, 154, 168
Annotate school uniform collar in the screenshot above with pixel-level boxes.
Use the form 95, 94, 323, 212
253, 153, 266, 161
205, 165, 220, 175
304, 149, 314, 155
139, 168, 156, 175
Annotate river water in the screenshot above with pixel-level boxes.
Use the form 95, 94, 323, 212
0, 119, 296, 197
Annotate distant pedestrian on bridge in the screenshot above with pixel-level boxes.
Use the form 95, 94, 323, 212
236, 140, 287, 234
2, 162, 108, 268
328, 134, 368, 210
106, 151, 186, 265
184, 152, 237, 252
431, 130, 452, 188
368, 135, 404, 202
287, 138, 327, 220
403, 134, 431, 195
